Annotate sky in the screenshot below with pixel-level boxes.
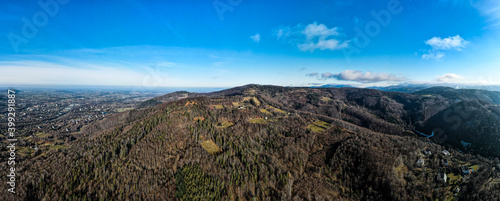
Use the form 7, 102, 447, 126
1, 0, 499, 88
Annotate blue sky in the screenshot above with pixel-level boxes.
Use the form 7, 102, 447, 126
1, 0, 499, 87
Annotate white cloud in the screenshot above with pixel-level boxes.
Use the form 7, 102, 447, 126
422, 51, 445, 60
298, 39, 349, 52
275, 27, 290, 40
422, 35, 468, 60
425, 35, 468, 50
308, 70, 406, 83
275, 22, 349, 52
250, 33, 261, 43
302, 22, 340, 40
436, 73, 465, 82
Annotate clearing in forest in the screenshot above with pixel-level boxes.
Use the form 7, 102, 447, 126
243, 97, 261, 106
266, 105, 287, 115
307, 120, 331, 133
200, 140, 222, 154
216, 119, 234, 128
260, 109, 272, 115
249, 118, 267, 124
321, 97, 332, 102
209, 104, 224, 109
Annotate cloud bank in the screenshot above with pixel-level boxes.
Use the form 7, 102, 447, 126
307, 70, 406, 83
436, 73, 465, 82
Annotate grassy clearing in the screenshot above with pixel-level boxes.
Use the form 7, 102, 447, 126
209, 104, 224, 109
314, 120, 331, 129
217, 120, 234, 128
251, 97, 261, 106
321, 97, 332, 102
307, 124, 326, 133
447, 173, 461, 184
307, 120, 331, 133
17, 147, 32, 156
36, 132, 50, 138
266, 106, 287, 115
117, 107, 134, 112
243, 97, 261, 106
200, 140, 222, 154
249, 118, 267, 124
232, 102, 242, 107
184, 101, 197, 106
260, 109, 272, 115
395, 164, 409, 177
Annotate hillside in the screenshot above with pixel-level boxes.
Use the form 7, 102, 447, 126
199, 85, 500, 158
1, 85, 499, 200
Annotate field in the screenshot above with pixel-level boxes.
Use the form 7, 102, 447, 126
217, 120, 234, 128
447, 173, 461, 185
243, 97, 261, 106
307, 120, 331, 133
35, 132, 50, 138
266, 105, 287, 115
17, 147, 32, 156
321, 97, 332, 102
249, 118, 267, 124
210, 104, 224, 109
116, 107, 134, 112
260, 109, 272, 115
200, 140, 222, 154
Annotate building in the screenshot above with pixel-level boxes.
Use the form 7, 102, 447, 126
437, 172, 447, 183
442, 150, 451, 156
461, 166, 474, 175
422, 148, 432, 156
416, 159, 425, 167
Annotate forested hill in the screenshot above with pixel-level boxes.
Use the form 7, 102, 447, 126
1, 85, 499, 200
145, 84, 500, 158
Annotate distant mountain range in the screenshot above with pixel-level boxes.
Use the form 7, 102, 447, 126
314, 83, 500, 93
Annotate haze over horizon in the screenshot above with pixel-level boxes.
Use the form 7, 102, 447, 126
1, 0, 500, 87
